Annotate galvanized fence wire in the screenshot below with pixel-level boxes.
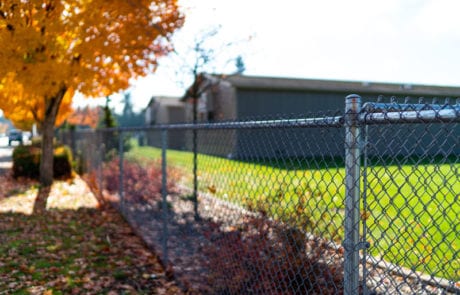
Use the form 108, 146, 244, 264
194, 120, 346, 294
359, 100, 460, 295
58, 96, 460, 294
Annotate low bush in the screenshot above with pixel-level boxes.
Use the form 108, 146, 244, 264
203, 215, 344, 294
13, 145, 73, 180
53, 146, 73, 179
12, 146, 40, 179
101, 157, 179, 204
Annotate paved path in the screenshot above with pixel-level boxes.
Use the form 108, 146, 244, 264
0, 136, 13, 174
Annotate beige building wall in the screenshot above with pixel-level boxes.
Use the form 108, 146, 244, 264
145, 97, 186, 150
183, 77, 238, 158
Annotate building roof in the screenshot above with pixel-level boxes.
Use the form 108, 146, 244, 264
218, 74, 460, 97
146, 96, 183, 108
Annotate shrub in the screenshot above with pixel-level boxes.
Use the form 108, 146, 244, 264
101, 157, 179, 204
12, 146, 40, 178
98, 131, 133, 163
203, 215, 344, 294
53, 146, 73, 179
12, 145, 73, 180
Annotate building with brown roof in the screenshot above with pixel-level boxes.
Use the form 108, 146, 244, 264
179, 74, 460, 159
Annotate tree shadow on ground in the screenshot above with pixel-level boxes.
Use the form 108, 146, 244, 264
107, 191, 345, 294
0, 185, 182, 294
87, 158, 345, 294
32, 186, 49, 214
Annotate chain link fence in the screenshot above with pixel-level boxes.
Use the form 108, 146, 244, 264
59, 95, 459, 294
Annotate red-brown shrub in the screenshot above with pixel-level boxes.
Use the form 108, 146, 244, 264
102, 158, 179, 204
203, 215, 344, 294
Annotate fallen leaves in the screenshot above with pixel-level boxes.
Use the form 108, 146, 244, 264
0, 174, 183, 294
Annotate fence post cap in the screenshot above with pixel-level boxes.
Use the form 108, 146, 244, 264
345, 94, 362, 113
346, 94, 362, 101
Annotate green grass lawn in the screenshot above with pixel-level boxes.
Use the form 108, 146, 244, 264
126, 145, 459, 281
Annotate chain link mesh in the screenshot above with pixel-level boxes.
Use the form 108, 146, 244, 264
361, 101, 459, 294
59, 97, 459, 294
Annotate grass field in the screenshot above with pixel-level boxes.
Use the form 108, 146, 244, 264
126, 145, 459, 281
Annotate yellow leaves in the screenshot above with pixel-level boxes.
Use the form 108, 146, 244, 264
360, 210, 371, 220
28, 265, 36, 274
0, 0, 183, 126
207, 184, 216, 194
46, 243, 62, 252
0, 72, 74, 128
19, 264, 36, 275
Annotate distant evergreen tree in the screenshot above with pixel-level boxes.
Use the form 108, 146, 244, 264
122, 92, 134, 118
99, 96, 120, 160
235, 55, 246, 74
100, 96, 117, 128
116, 92, 144, 127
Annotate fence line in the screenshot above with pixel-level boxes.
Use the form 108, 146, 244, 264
60, 95, 459, 294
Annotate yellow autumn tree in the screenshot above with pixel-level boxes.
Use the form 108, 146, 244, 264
0, 73, 74, 130
0, 0, 184, 186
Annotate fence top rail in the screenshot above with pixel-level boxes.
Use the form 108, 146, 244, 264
359, 108, 460, 124
362, 102, 460, 112
96, 116, 344, 133
64, 100, 460, 135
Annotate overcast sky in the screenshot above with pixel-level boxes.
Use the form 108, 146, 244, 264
76, 0, 460, 112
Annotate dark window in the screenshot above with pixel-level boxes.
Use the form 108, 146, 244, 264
207, 111, 215, 122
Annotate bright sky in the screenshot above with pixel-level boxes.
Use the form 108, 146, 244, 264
75, 0, 460, 113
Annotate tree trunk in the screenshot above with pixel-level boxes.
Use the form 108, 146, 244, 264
39, 114, 56, 187
39, 87, 67, 187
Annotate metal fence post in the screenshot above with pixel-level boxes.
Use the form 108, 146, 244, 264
193, 129, 199, 221
70, 128, 76, 157
118, 130, 124, 213
344, 94, 362, 295
361, 124, 369, 295
161, 129, 169, 263
97, 131, 104, 200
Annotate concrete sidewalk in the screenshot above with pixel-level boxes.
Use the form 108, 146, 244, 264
0, 146, 13, 175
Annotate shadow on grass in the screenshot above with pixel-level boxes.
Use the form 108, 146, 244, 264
32, 186, 50, 214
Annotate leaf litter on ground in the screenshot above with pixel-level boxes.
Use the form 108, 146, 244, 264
0, 174, 183, 294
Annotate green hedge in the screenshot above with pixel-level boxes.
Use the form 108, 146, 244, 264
13, 145, 73, 180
